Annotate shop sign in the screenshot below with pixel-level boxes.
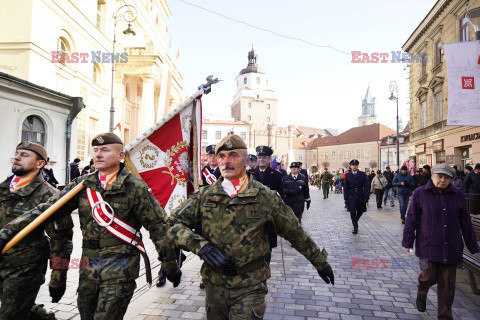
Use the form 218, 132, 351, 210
446, 155, 455, 164
415, 143, 426, 154
432, 139, 444, 152
460, 132, 480, 142
436, 151, 446, 163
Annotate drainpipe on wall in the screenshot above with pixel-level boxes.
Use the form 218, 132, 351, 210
65, 97, 85, 184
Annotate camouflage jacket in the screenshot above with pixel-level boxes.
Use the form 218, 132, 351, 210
0, 164, 177, 282
0, 173, 73, 287
167, 173, 329, 289
320, 172, 333, 184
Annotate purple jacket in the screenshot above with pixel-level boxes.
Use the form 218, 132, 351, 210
402, 179, 480, 264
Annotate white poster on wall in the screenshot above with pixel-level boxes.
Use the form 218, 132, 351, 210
444, 41, 480, 126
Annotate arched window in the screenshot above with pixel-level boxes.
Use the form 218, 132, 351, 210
93, 63, 101, 85
256, 77, 260, 84
57, 37, 70, 64
22, 115, 46, 146
243, 77, 247, 84
267, 104, 270, 109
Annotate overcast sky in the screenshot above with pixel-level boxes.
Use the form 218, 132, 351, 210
167, 0, 438, 133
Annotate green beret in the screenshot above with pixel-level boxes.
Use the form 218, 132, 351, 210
215, 134, 247, 156
16, 141, 47, 161
92, 133, 123, 146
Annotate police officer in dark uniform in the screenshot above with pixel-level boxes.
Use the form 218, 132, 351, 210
283, 162, 311, 224
251, 146, 285, 257
201, 145, 221, 186
246, 154, 258, 174
343, 159, 370, 234
299, 162, 309, 184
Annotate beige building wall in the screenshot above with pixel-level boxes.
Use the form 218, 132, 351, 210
0, 0, 183, 164
403, 0, 480, 169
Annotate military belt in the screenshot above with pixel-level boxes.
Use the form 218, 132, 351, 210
82, 238, 123, 250
214, 259, 266, 276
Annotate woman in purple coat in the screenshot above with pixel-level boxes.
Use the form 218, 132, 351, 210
343, 159, 370, 234
402, 164, 479, 319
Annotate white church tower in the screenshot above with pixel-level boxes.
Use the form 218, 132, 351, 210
230, 47, 278, 132
358, 84, 377, 126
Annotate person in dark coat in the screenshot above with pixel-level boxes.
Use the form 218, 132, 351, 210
69, 158, 80, 181
402, 164, 480, 318
298, 162, 309, 184
246, 154, 257, 174
343, 159, 370, 234
418, 164, 431, 187
42, 159, 59, 188
382, 166, 395, 207
412, 169, 422, 189
201, 145, 221, 186
283, 162, 310, 224
392, 165, 415, 224
251, 146, 285, 253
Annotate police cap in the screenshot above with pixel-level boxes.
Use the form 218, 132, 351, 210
16, 141, 47, 162
206, 145, 216, 154
256, 145, 273, 156
247, 154, 258, 162
92, 133, 123, 146
290, 162, 301, 168
215, 134, 247, 156
349, 159, 359, 165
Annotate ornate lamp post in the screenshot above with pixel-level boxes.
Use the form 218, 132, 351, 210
110, 5, 137, 133
389, 81, 400, 171
466, 7, 480, 40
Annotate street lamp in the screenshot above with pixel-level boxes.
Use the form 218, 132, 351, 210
466, 7, 480, 40
389, 81, 400, 171
110, 5, 137, 133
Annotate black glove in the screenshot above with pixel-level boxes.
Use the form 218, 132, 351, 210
49, 285, 66, 303
306, 201, 311, 210
365, 199, 369, 204
318, 264, 334, 285
156, 270, 166, 287
166, 267, 182, 288
198, 243, 226, 268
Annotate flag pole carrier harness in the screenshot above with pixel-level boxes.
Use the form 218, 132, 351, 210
86, 188, 152, 285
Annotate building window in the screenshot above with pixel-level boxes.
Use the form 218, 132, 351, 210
256, 77, 260, 84
93, 63, 101, 85
331, 151, 335, 159
248, 102, 252, 108
434, 92, 443, 123
57, 37, 70, 64
338, 150, 342, 160
298, 154, 303, 160
266, 104, 270, 109
240, 132, 246, 140
435, 40, 442, 66
419, 100, 427, 129
460, 16, 469, 42
324, 152, 328, 159
267, 117, 270, 122
243, 77, 247, 84
421, 53, 427, 77
22, 115, 46, 146
266, 80, 269, 86
96, 1, 105, 30
215, 131, 221, 139
248, 115, 251, 121
256, 94, 259, 99
364, 148, 371, 160
202, 130, 207, 139
355, 149, 361, 159
312, 153, 316, 160
346, 149, 351, 159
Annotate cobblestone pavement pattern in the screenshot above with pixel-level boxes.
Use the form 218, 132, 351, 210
33, 188, 480, 319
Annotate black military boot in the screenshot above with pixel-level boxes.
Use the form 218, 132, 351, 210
415, 297, 426, 312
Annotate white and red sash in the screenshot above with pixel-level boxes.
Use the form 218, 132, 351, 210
85, 187, 152, 283
202, 167, 217, 185
9, 176, 20, 193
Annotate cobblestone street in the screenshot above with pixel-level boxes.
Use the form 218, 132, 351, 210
36, 187, 480, 319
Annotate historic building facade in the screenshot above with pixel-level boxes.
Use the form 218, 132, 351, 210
0, 0, 184, 167
403, 0, 480, 169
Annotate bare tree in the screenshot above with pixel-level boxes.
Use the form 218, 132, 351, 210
342, 161, 349, 169
369, 161, 378, 169
321, 161, 330, 168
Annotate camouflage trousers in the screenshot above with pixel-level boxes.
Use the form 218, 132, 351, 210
205, 281, 267, 320
0, 260, 47, 320
77, 276, 136, 320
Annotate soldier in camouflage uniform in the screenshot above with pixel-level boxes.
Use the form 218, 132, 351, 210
0, 134, 181, 320
0, 142, 73, 320
167, 135, 335, 320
